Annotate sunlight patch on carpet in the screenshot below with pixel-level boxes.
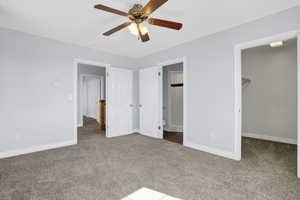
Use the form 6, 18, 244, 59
122, 187, 182, 200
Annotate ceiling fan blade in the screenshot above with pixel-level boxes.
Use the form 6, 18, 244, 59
141, 0, 168, 17
94, 4, 130, 17
103, 22, 131, 36
138, 24, 150, 42
148, 18, 182, 30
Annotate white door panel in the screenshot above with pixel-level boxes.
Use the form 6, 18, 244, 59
106, 67, 133, 137
139, 66, 162, 138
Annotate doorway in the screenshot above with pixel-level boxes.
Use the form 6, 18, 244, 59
162, 63, 184, 144
80, 75, 104, 123
77, 63, 107, 139
138, 57, 187, 143
234, 30, 300, 178
74, 59, 134, 142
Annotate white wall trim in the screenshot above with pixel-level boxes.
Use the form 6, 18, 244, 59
243, 132, 297, 145
74, 58, 110, 139
234, 29, 300, 163
185, 140, 239, 161
235, 30, 300, 50
0, 140, 76, 159
158, 57, 187, 145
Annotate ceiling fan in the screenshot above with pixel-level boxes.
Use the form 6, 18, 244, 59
94, 0, 183, 42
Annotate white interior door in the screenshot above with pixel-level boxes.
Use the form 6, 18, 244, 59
139, 66, 162, 138
106, 67, 133, 137
86, 77, 101, 121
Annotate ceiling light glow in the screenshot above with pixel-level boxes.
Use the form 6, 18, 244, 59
128, 23, 148, 36
270, 41, 283, 48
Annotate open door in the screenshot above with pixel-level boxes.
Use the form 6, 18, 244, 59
106, 67, 133, 137
139, 66, 162, 139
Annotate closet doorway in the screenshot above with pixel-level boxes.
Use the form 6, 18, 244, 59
162, 62, 184, 144
139, 57, 187, 143
235, 30, 300, 178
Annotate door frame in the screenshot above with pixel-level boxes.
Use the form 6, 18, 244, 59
234, 30, 300, 177
74, 58, 110, 143
79, 74, 104, 124
157, 57, 187, 144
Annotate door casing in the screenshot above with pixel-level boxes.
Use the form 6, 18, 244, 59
157, 57, 187, 144
74, 59, 110, 143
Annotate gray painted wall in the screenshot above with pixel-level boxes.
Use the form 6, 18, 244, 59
242, 39, 297, 141
0, 28, 137, 156
163, 63, 183, 131
77, 64, 106, 125
136, 6, 300, 157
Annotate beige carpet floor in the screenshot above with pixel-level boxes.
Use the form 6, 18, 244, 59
0, 118, 299, 200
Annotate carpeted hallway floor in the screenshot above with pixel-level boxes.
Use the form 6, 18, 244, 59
0, 118, 299, 200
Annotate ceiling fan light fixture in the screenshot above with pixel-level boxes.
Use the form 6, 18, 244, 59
94, 0, 183, 42
128, 23, 148, 36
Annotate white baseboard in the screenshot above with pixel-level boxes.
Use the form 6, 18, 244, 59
0, 140, 77, 159
77, 122, 83, 127
106, 133, 133, 138
132, 129, 140, 133
184, 140, 239, 160
243, 132, 297, 145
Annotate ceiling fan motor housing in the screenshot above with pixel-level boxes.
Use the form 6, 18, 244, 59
129, 4, 147, 23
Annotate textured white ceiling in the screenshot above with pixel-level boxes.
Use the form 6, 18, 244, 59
1, 0, 300, 57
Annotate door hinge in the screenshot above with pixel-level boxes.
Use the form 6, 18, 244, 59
158, 126, 161, 130
107, 72, 109, 77
158, 72, 161, 76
